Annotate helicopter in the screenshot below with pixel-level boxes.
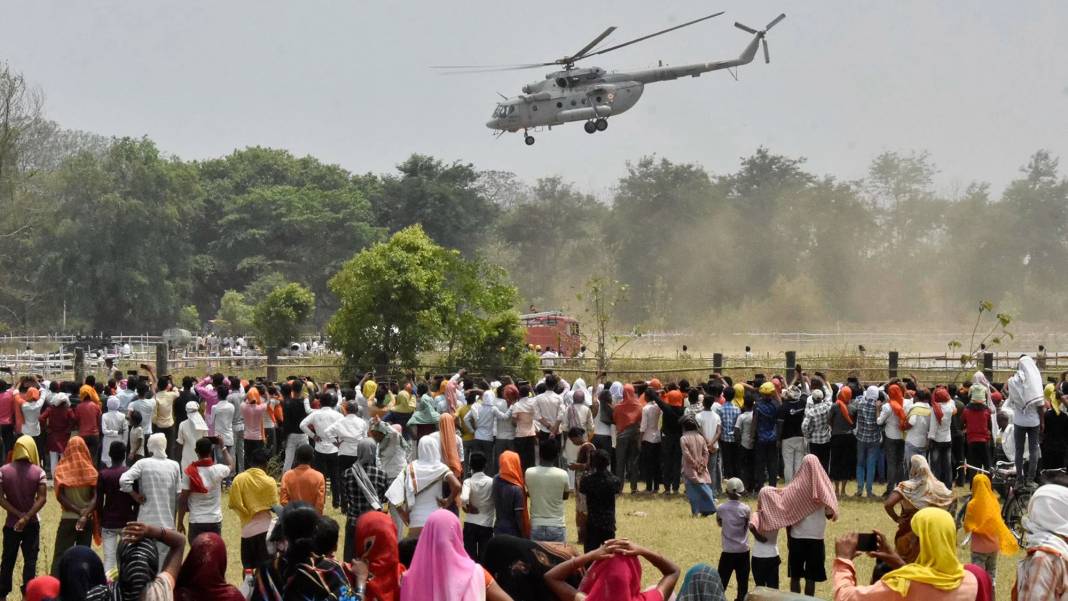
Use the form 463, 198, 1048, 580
435, 11, 785, 145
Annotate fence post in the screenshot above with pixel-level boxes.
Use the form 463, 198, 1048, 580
982, 352, 994, 376
785, 350, 796, 373
712, 353, 723, 374
155, 343, 169, 377
74, 348, 85, 383
266, 347, 278, 382
888, 351, 899, 379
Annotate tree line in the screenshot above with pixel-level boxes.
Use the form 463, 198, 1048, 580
2, 62, 1067, 338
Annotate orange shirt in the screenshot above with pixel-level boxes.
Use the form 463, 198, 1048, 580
279, 464, 326, 514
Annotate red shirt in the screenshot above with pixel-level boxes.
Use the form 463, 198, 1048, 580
74, 400, 102, 436
0, 391, 14, 426
962, 403, 991, 443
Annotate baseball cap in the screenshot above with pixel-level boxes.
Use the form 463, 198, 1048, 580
725, 477, 745, 494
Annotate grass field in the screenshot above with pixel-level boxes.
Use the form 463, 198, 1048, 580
10, 483, 1015, 601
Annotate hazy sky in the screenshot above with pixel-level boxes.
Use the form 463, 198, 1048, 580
4, 1, 1067, 197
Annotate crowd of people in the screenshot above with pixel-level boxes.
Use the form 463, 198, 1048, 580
0, 354, 1066, 600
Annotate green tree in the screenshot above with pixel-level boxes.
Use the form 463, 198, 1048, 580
176, 305, 201, 331
252, 283, 315, 351
215, 290, 253, 335
371, 155, 498, 256
328, 225, 522, 373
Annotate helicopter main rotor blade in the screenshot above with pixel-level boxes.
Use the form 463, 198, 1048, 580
762, 38, 770, 63
734, 22, 758, 34
569, 26, 617, 61
576, 10, 725, 61
430, 63, 550, 70
765, 13, 786, 30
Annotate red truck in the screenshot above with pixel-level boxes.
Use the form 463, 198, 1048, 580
520, 311, 581, 356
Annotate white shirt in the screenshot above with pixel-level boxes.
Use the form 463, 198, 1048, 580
324, 414, 367, 456
877, 404, 904, 440
790, 507, 827, 540
492, 397, 515, 440
300, 407, 344, 454
532, 391, 564, 434
210, 400, 236, 446
696, 410, 721, 450
640, 403, 662, 444
120, 456, 181, 529
752, 528, 780, 558
905, 405, 931, 449
378, 428, 407, 479
461, 471, 495, 528
177, 419, 208, 470
181, 463, 231, 524
928, 401, 955, 444
19, 395, 46, 437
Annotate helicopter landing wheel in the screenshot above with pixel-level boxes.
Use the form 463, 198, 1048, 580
595, 118, 608, 131
584, 121, 597, 134
524, 135, 535, 146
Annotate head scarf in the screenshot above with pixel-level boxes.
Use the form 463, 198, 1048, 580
25, 575, 61, 601
79, 384, 100, 405
1045, 383, 1061, 415
184, 401, 207, 431
677, 563, 726, 601
481, 535, 582, 601
648, 378, 662, 392
355, 511, 405, 601
881, 507, 965, 596
147, 432, 167, 459
931, 387, 950, 423
1008, 355, 1045, 410
53, 436, 98, 496
13, 434, 39, 465
613, 384, 642, 432
438, 414, 462, 479
363, 379, 379, 402
886, 384, 908, 430
896, 455, 955, 510
758, 382, 776, 396
751, 455, 838, 532
174, 532, 245, 601
963, 474, 1019, 554
112, 539, 160, 601
409, 392, 441, 426
497, 451, 531, 537
386, 436, 450, 510
246, 387, 262, 404
400, 509, 482, 601
444, 380, 459, 413
1022, 484, 1068, 556
732, 383, 745, 409
835, 386, 854, 426
579, 554, 650, 601
56, 545, 107, 601
350, 438, 383, 511
106, 396, 121, 412
609, 381, 624, 401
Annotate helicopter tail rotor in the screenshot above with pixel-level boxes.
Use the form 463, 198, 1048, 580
733, 13, 785, 64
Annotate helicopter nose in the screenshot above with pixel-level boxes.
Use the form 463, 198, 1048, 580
486, 119, 499, 129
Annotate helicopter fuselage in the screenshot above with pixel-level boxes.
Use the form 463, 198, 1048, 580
486, 67, 645, 132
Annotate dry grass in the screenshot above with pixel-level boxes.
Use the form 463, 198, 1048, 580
13, 484, 1016, 601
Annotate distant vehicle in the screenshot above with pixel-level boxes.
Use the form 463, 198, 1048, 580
435, 11, 785, 145
520, 311, 581, 356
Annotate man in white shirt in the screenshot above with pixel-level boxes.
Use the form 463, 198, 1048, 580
905, 392, 932, 466
300, 393, 345, 509
460, 452, 495, 560
465, 389, 498, 474
491, 386, 516, 476
176, 437, 234, 541
639, 400, 662, 493
532, 375, 564, 443
325, 394, 368, 476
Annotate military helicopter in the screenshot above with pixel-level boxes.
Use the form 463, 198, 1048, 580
434, 11, 785, 145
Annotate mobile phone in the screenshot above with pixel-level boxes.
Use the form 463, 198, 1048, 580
857, 532, 878, 552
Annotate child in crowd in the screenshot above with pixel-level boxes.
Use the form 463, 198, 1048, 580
735, 397, 756, 494
716, 477, 751, 601
460, 452, 495, 561
963, 473, 1019, 585
126, 411, 144, 464
749, 487, 781, 589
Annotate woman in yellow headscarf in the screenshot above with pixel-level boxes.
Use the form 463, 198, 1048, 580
832, 507, 978, 600
962, 473, 1017, 583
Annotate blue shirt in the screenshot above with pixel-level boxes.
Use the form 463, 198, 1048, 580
719, 403, 740, 443
755, 398, 779, 445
